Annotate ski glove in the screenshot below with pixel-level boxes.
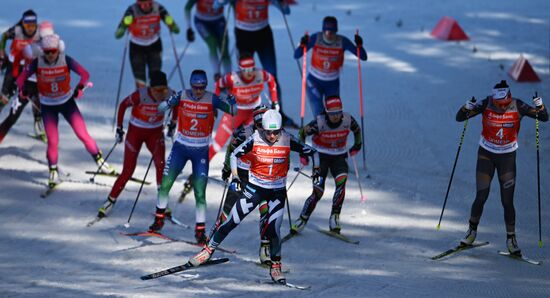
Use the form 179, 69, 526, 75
355, 34, 363, 47
229, 178, 242, 192
311, 167, 321, 184
187, 28, 195, 42
166, 122, 176, 138
116, 127, 125, 143
533, 96, 543, 108
300, 34, 309, 47
18, 89, 29, 100
464, 98, 477, 110
299, 154, 309, 166
272, 101, 280, 112
221, 165, 231, 181
73, 84, 85, 99
226, 94, 236, 106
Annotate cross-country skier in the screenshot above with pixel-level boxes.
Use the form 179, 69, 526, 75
294, 16, 367, 117
149, 69, 235, 245
0, 21, 61, 144
115, 0, 180, 88
217, 104, 271, 264
213, 0, 298, 128
96, 71, 174, 218
0, 10, 43, 139
291, 95, 362, 234
179, 53, 279, 199
184, 0, 231, 80
16, 34, 115, 187
457, 80, 548, 255
188, 109, 320, 284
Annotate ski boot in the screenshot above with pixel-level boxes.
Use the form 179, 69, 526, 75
506, 233, 521, 256
149, 208, 166, 232
460, 221, 478, 246
195, 223, 208, 245
189, 244, 215, 267
259, 239, 271, 265
178, 176, 193, 203
270, 261, 286, 284
94, 152, 116, 175
290, 215, 309, 234
33, 117, 47, 143
329, 213, 341, 234
48, 166, 61, 188
97, 197, 116, 218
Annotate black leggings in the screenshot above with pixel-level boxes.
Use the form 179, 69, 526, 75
129, 39, 162, 87
469, 146, 516, 233
211, 183, 286, 261
300, 153, 349, 217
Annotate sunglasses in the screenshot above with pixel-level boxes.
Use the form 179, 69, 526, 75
192, 85, 206, 91
138, 1, 153, 9
264, 129, 281, 136
240, 67, 255, 74
43, 49, 58, 55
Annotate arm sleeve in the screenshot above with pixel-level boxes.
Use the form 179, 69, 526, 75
294, 32, 317, 59
263, 70, 279, 103
159, 4, 170, 20
66, 55, 90, 86
184, 0, 197, 28
223, 125, 245, 169
117, 7, 134, 29
213, 93, 232, 114
117, 91, 139, 128
290, 133, 319, 166
343, 36, 367, 60
350, 116, 362, 148
15, 58, 37, 89
456, 98, 488, 122
0, 26, 16, 52
230, 135, 254, 173
517, 99, 549, 122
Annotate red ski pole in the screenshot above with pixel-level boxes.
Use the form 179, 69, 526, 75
300, 31, 308, 128
356, 29, 367, 170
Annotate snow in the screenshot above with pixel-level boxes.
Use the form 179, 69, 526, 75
1, 0, 549, 297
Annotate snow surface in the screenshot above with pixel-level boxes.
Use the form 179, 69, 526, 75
1, 0, 550, 297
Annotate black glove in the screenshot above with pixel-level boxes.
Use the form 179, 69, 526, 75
72, 84, 84, 98
300, 34, 309, 47
186, 28, 195, 42
311, 167, 320, 184
166, 122, 176, 138
116, 127, 125, 143
221, 165, 231, 181
230, 178, 242, 192
354, 34, 363, 47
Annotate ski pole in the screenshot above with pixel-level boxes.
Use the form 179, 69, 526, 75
209, 179, 229, 239
349, 152, 366, 203
169, 32, 186, 91
167, 43, 191, 83
90, 140, 118, 183
124, 153, 155, 228
281, 13, 302, 76
436, 97, 476, 230
285, 164, 304, 231
356, 29, 367, 170
534, 91, 542, 247
112, 33, 129, 131
299, 34, 307, 127
217, 5, 232, 75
